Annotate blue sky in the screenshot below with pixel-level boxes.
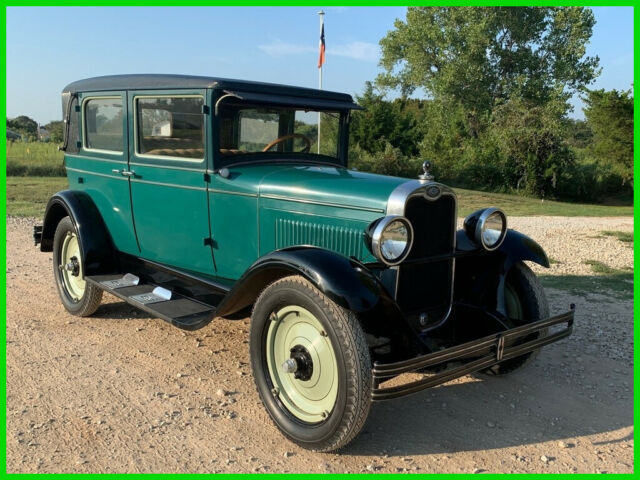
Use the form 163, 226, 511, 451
6, 6, 634, 124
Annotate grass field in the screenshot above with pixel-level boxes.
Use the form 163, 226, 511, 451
6, 177, 69, 217
6, 141, 65, 176
5, 176, 634, 219
454, 188, 633, 217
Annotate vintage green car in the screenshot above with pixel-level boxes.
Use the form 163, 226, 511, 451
35, 74, 574, 452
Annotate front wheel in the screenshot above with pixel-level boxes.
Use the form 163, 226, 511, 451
52, 216, 103, 316
483, 261, 549, 375
249, 276, 371, 452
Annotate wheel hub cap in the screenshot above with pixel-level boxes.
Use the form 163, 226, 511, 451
266, 306, 338, 423
60, 232, 85, 301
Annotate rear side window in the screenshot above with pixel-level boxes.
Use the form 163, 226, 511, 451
136, 96, 204, 160
83, 97, 123, 152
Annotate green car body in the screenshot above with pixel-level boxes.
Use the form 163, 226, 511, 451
36, 75, 574, 452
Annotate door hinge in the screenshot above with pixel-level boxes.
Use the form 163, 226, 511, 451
201, 105, 210, 115
204, 237, 214, 247
204, 172, 211, 182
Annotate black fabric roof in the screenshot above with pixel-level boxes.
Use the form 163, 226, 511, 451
62, 74, 356, 104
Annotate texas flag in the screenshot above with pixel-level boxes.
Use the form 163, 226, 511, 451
318, 23, 325, 68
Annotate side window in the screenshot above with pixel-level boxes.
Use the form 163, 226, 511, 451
136, 96, 204, 160
84, 98, 123, 152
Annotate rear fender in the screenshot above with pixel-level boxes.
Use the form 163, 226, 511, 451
40, 190, 115, 275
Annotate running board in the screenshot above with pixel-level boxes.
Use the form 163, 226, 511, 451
86, 274, 216, 330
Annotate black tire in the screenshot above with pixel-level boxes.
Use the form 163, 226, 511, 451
52, 216, 103, 316
249, 275, 371, 452
483, 261, 549, 375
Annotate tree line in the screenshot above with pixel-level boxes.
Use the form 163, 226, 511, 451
350, 7, 633, 202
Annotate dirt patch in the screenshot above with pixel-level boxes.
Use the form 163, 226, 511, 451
6, 216, 633, 473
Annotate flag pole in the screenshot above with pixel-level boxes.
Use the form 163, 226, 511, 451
317, 10, 325, 154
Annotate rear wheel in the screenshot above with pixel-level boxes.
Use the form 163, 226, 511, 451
52, 216, 103, 316
483, 261, 549, 375
249, 276, 371, 452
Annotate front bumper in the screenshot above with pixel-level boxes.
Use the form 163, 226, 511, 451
371, 306, 575, 401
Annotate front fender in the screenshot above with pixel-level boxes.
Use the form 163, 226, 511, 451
216, 247, 420, 357
40, 190, 115, 275
455, 229, 549, 315
498, 229, 550, 269
218, 246, 393, 316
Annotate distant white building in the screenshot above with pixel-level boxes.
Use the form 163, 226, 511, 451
38, 126, 50, 140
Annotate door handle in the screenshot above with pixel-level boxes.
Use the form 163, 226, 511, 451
112, 169, 136, 177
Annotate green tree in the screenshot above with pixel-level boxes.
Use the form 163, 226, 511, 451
378, 7, 599, 120
376, 7, 600, 198
583, 88, 634, 188
7, 115, 38, 139
45, 120, 64, 143
351, 81, 427, 157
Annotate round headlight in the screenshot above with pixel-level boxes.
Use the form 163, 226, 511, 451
476, 208, 507, 250
369, 216, 413, 265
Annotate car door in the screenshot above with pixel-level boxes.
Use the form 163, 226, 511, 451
64, 91, 139, 255
127, 90, 215, 275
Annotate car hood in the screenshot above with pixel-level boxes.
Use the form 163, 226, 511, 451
257, 165, 407, 212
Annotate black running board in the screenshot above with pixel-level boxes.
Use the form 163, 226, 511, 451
86, 274, 216, 330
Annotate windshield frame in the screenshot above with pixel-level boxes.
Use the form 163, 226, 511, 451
212, 96, 350, 170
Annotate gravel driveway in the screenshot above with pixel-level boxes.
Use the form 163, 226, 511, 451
6, 216, 633, 473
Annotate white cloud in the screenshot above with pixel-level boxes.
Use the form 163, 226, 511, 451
259, 40, 379, 62
258, 40, 315, 57
329, 41, 379, 62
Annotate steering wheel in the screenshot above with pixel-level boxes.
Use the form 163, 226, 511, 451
262, 134, 312, 153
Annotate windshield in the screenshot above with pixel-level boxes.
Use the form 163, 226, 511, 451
218, 102, 342, 163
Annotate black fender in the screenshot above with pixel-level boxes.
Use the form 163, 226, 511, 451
216, 246, 421, 357
40, 190, 115, 276
455, 229, 549, 315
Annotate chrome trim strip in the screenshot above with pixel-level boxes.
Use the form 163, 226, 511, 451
65, 166, 128, 180
63, 153, 127, 164
130, 178, 207, 191
208, 189, 258, 198
129, 162, 205, 172
260, 194, 385, 213
386, 180, 456, 216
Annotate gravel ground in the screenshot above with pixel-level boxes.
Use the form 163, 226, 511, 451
6, 216, 634, 473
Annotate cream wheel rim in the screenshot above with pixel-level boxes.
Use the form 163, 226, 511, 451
265, 306, 338, 423
60, 231, 85, 301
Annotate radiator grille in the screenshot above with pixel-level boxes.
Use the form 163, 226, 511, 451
397, 194, 456, 315
275, 218, 365, 258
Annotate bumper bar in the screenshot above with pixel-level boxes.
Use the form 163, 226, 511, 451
371, 306, 575, 401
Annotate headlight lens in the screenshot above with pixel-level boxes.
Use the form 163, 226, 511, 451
476, 208, 507, 250
368, 216, 414, 265
380, 220, 410, 261
481, 211, 505, 248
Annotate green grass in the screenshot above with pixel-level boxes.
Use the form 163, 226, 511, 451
6, 177, 69, 217
6, 141, 65, 176
454, 187, 633, 217
540, 273, 633, 301
600, 230, 633, 243
542, 260, 634, 300
582, 259, 620, 275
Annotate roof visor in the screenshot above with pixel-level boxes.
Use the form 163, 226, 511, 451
216, 89, 362, 114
